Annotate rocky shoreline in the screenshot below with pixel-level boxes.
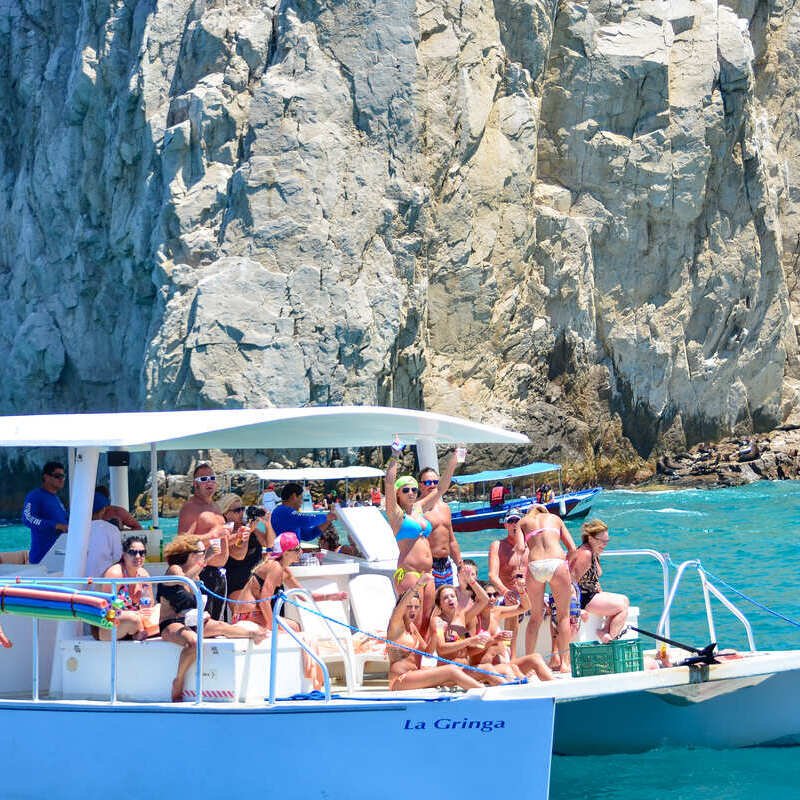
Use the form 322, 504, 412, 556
642, 426, 800, 489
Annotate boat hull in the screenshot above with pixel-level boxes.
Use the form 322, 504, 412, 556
451, 489, 601, 533
553, 661, 800, 754
0, 694, 554, 799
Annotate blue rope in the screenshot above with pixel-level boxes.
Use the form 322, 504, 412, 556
278, 592, 528, 684
197, 581, 277, 606
700, 567, 800, 630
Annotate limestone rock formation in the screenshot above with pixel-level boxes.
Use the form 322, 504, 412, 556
2, 0, 800, 477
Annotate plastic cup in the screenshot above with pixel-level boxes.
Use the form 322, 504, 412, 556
209, 538, 221, 552
456, 446, 467, 463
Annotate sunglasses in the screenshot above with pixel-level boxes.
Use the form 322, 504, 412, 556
485, 592, 499, 599
228, 507, 244, 513
400, 487, 418, 494
421, 479, 439, 486
49, 473, 66, 479
189, 549, 206, 555
194, 475, 217, 483
126, 549, 146, 557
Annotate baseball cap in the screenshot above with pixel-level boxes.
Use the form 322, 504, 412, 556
502, 511, 523, 524
271, 532, 301, 557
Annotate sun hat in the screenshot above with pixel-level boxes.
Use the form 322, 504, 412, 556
394, 475, 419, 491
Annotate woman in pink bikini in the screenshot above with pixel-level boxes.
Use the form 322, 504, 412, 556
519, 504, 577, 672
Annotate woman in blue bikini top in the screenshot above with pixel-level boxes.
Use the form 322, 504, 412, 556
385, 452, 462, 636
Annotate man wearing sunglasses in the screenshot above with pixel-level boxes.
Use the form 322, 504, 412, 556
418, 466, 463, 588
22, 461, 70, 564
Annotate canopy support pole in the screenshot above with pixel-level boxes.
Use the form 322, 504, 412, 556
150, 443, 160, 529
49, 445, 100, 698
415, 437, 439, 474
108, 450, 130, 511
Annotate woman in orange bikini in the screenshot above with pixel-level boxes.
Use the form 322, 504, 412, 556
387, 575, 482, 691
472, 578, 553, 682
386, 451, 459, 635
519, 504, 577, 672
430, 583, 505, 685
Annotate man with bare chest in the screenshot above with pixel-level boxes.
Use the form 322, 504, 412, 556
177, 463, 230, 618
419, 466, 463, 587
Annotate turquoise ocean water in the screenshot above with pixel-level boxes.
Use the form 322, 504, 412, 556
3, 482, 800, 797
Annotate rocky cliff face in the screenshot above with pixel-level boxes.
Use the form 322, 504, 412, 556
2, 0, 799, 472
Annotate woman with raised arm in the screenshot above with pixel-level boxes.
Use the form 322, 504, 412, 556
386, 450, 459, 635
387, 575, 482, 691
430, 582, 504, 686
231, 532, 347, 630
569, 519, 629, 642
473, 578, 553, 682
520, 504, 577, 672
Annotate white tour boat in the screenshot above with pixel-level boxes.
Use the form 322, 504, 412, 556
0, 407, 555, 800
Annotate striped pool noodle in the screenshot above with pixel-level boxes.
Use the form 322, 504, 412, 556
0, 595, 110, 617
0, 586, 112, 610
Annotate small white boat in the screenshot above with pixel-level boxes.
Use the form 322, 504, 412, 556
0, 406, 555, 800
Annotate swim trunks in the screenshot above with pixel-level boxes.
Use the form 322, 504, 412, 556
529, 558, 565, 583
432, 556, 454, 587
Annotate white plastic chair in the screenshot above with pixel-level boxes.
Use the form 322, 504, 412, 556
292, 582, 373, 689
348, 574, 395, 679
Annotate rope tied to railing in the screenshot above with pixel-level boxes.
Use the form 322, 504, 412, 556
662, 555, 800, 631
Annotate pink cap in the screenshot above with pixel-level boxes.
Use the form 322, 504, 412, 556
271, 532, 301, 557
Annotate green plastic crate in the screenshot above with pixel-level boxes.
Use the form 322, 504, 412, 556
570, 639, 644, 678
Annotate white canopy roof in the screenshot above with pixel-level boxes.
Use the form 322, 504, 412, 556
240, 467, 383, 481
0, 406, 529, 451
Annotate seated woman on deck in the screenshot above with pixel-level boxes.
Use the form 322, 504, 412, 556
386, 451, 459, 636
230, 532, 347, 630
159, 535, 266, 702
568, 519, 629, 643
97, 535, 156, 641
387, 575, 482, 691
472, 578, 553, 682
429, 583, 504, 686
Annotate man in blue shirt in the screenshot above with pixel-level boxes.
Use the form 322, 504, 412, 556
270, 482, 336, 542
23, 461, 69, 564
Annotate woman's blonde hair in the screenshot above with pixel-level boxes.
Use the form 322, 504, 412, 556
163, 534, 202, 565
218, 493, 242, 515
581, 518, 608, 545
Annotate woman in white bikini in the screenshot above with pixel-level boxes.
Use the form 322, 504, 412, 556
519, 504, 577, 672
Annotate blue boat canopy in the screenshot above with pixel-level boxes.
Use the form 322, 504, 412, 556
451, 461, 561, 485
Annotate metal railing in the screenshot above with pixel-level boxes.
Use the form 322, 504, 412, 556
601, 549, 672, 638
657, 560, 756, 651
269, 589, 334, 704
